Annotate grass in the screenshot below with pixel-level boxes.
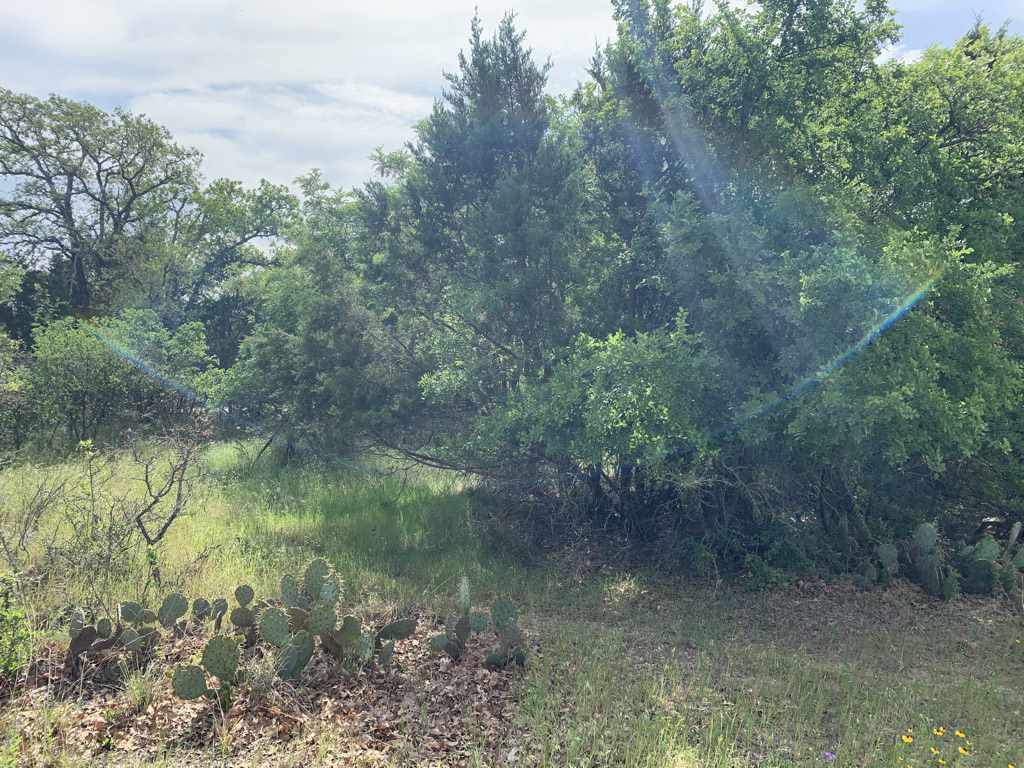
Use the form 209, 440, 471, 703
2, 443, 1022, 767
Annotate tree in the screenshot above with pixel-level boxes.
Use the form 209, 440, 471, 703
0, 90, 298, 365
0, 90, 200, 314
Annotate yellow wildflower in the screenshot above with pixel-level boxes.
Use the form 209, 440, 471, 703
902, 734, 914, 744
955, 730, 967, 739
959, 746, 971, 756
933, 727, 946, 736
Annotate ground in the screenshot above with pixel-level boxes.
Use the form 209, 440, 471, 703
1, 445, 1022, 767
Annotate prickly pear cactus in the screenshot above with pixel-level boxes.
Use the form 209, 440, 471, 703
119, 627, 143, 652
211, 598, 229, 631
355, 632, 375, 664
202, 635, 239, 683
276, 631, 314, 680
318, 576, 340, 607
303, 559, 331, 602
192, 598, 211, 622
158, 593, 188, 629
469, 612, 488, 634
378, 640, 395, 668
69, 609, 85, 639
308, 602, 336, 636
259, 607, 291, 648
234, 585, 254, 608
492, 598, 517, 631
172, 664, 208, 700
876, 543, 899, 577
338, 615, 361, 647
287, 607, 309, 632
281, 575, 307, 609
230, 606, 255, 629
377, 618, 416, 642
119, 602, 145, 625
96, 617, 113, 639
912, 523, 938, 555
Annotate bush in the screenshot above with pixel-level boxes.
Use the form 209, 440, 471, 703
0, 577, 30, 680
28, 310, 220, 450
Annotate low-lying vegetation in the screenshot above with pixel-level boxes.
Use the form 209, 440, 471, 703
0, 445, 1020, 767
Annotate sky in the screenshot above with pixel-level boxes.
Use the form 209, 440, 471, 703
1, 1, 1019, 190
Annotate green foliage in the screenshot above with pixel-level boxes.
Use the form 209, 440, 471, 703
26, 311, 220, 447
0, 578, 29, 679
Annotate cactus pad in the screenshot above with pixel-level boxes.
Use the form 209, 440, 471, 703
281, 575, 306, 609
287, 607, 309, 632
429, 633, 450, 653
318, 576, 340, 607
119, 627, 143, 652
96, 617, 112, 639
158, 593, 188, 628
377, 618, 416, 642
378, 640, 395, 668
356, 632, 375, 664
230, 606, 255, 628
141, 609, 157, 625
234, 585, 255, 607
303, 559, 331, 601
118, 602, 144, 625
338, 615, 361, 646
492, 598, 517, 630
202, 635, 239, 682
469, 612, 489, 634
912, 523, 938, 554
876, 543, 899, 575
172, 664, 208, 700
260, 607, 291, 648
192, 598, 211, 622
69, 609, 85, 639
308, 602, 336, 636
973, 535, 1001, 563
276, 631, 314, 680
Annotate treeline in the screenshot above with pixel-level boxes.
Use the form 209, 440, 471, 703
2, 1, 1023, 587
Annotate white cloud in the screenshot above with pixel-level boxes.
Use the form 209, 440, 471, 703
876, 44, 924, 64
2, 1, 1018, 189
1, 2, 617, 189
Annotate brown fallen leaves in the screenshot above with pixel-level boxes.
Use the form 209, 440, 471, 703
10, 612, 527, 767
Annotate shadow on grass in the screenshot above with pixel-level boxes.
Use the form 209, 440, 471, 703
205, 452, 523, 609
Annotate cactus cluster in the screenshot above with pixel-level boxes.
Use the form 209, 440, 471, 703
283, 558, 414, 672
908, 523, 958, 600
484, 598, 526, 670
428, 579, 525, 670
166, 557, 417, 704
63, 591, 212, 678
958, 521, 1024, 595
172, 635, 241, 704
